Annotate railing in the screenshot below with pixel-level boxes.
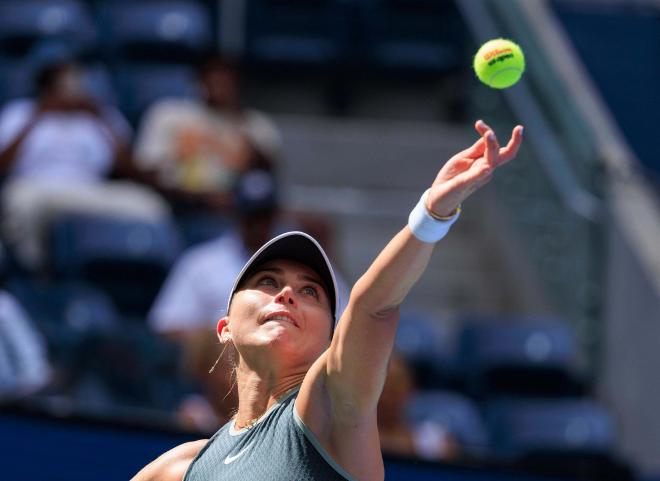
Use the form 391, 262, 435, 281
456, 0, 610, 374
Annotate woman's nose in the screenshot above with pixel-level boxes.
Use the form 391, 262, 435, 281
276, 285, 297, 307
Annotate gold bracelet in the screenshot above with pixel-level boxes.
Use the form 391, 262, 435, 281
426, 204, 462, 221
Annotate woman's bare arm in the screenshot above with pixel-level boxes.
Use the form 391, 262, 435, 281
131, 439, 207, 481
326, 120, 524, 416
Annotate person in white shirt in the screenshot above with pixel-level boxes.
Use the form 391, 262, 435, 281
0, 289, 51, 400
134, 54, 281, 213
0, 59, 170, 270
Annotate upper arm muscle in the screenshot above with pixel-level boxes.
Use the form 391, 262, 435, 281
131, 439, 207, 481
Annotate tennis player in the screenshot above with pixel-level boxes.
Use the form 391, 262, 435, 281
132, 120, 524, 481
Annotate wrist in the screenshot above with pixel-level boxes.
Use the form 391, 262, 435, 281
408, 189, 461, 243
425, 203, 462, 221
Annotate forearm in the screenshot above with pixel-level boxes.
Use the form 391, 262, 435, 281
326, 226, 436, 416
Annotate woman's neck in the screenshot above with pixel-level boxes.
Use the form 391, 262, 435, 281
233, 364, 305, 429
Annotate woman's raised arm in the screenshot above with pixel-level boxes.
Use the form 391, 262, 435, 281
325, 120, 524, 417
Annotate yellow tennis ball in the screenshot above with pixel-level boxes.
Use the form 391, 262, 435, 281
473, 38, 525, 89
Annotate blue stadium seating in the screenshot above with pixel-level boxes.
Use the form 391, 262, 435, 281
457, 316, 583, 398
98, 0, 213, 62
80, 62, 119, 105
0, 60, 36, 104
6, 278, 121, 391
8, 278, 119, 332
6, 279, 185, 409
406, 389, 489, 457
357, 0, 465, 73
244, 0, 352, 67
48, 213, 183, 317
395, 310, 453, 388
485, 398, 616, 458
113, 62, 198, 122
0, 0, 97, 58
175, 212, 231, 248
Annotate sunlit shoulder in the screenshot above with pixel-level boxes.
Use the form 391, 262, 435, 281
131, 439, 207, 481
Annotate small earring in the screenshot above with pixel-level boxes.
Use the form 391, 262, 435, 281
209, 354, 222, 374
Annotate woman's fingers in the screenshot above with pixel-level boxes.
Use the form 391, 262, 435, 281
458, 136, 486, 160
484, 130, 499, 165
474, 119, 493, 136
496, 125, 524, 166
476, 121, 524, 165
431, 122, 524, 207
442, 157, 492, 195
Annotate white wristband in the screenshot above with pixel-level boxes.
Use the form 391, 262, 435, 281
408, 189, 461, 243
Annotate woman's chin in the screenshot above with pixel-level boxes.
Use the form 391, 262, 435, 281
254, 324, 297, 346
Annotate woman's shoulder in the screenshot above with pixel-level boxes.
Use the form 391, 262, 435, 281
131, 439, 208, 481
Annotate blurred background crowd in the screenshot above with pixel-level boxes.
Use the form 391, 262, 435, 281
0, 1, 658, 480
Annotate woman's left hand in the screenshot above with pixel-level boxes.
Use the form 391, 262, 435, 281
426, 120, 524, 217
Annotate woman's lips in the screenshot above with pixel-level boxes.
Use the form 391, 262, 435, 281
263, 311, 299, 328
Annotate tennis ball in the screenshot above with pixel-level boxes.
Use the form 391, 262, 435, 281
473, 38, 525, 89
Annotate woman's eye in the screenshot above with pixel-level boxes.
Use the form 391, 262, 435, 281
302, 286, 319, 298
258, 276, 277, 287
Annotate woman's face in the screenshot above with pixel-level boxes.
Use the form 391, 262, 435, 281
224, 259, 333, 367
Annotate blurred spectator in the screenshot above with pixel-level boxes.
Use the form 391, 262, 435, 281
0, 290, 51, 400
134, 54, 281, 213
0, 56, 169, 270
0, 243, 51, 399
378, 351, 461, 461
148, 169, 282, 337
148, 168, 281, 430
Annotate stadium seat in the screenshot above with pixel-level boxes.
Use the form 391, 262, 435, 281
81, 62, 119, 106
175, 212, 231, 248
48, 213, 183, 317
81, 325, 185, 409
357, 0, 465, 74
0, 0, 96, 58
394, 310, 453, 388
406, 389, 489, 457
485, 398, 616, 458
6, 279, 183, 409
6, 278, 120, 388
456, 316, 583, 398
244, 0, 352, 67
0, 60, 36, 104
7, 278, 119, 332
98, 0, 213, 62
114, 62, 198, 123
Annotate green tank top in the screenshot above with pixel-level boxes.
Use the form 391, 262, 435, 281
183, 388, 357, 481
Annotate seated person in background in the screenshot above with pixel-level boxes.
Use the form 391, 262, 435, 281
148, 169, 283, 339
149, 169, 283, 430
134, 54, 281, 213
378, 351, 461, 461
0, 244, 51, 399
0, 57, 170, 270
0, 289, 51, 400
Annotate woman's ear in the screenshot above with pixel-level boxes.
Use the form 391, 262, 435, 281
217, 316, 232, 344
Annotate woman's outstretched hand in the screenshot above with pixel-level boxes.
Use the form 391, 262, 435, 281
426, 120, 524, 217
